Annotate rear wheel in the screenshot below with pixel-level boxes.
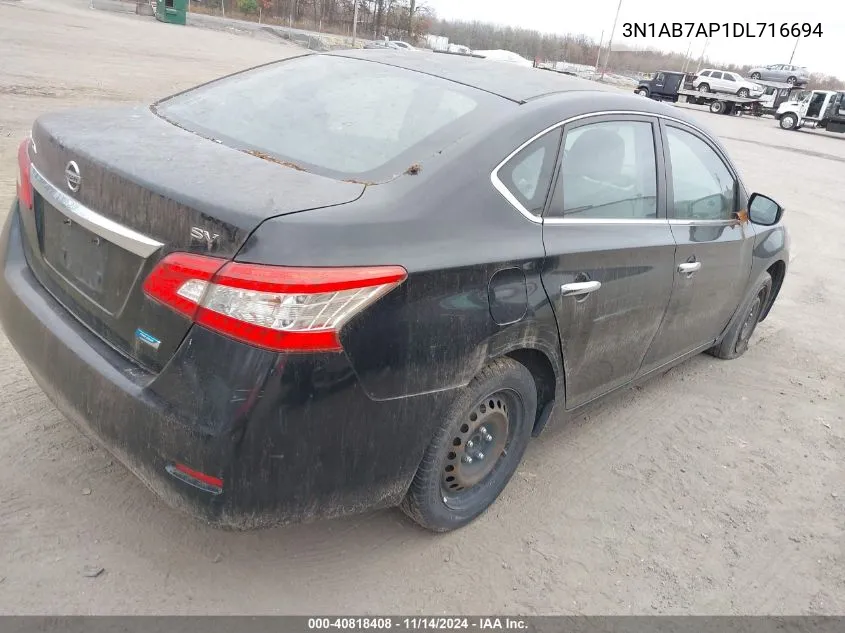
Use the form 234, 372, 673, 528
709, 272, 772, 360
780, 113, 798, 130
750, 72, 761, 80
787, 76, 797, 85
737, 88, 750, 98
400, 357, 537, 532
698, 83, 711, 93
710, 100, 725, 114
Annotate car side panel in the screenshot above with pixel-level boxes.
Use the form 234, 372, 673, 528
236, 140, 563, 402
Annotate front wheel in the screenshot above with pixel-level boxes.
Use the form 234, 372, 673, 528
750, 72, 761, 80
709, 272, 772, 360
400, 357, 537, 532
780, 113, 798, 130
636, 88, 649, 97
787, 76, 797, 85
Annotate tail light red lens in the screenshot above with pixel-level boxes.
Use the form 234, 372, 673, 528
143, 253, 407, 353
16, 138, 33, 211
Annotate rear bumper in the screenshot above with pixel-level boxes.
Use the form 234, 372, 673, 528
0, 204, 442, 528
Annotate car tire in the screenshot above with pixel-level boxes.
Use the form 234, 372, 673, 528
737, 88, 750, 98
710, 100, 725, 114
750, 72, 761, 80
787, 76, 797, 85
780, 113, 798, 130
637, 88, 649, 97
709, 272, 772, 360
698, 83, 711, 93
400, 357, 537, 532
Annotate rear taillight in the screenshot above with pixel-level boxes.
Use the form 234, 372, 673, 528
16, 138, 33, 211
143, 253, 407, 353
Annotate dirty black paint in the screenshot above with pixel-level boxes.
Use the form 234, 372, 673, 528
0, 56, 790, 528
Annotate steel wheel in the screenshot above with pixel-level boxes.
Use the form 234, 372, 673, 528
441, 391, 516, 499
780, 113, 798, 130
401, 357, 537, 532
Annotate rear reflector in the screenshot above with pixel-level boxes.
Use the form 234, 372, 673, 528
16, 138, 33, 211
166, 462, 224, 495
143, 253, 407, 353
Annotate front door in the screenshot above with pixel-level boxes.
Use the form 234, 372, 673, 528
639, 121, 754, 375
540, 115, 676, 409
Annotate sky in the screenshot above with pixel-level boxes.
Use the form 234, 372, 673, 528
424, 0, 845, 78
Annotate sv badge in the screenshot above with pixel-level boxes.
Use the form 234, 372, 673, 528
190, 226, 221, 250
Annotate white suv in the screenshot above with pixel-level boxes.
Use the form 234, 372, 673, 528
693, 69, 764, 98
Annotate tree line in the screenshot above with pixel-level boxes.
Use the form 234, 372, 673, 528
190, 1, 844, 89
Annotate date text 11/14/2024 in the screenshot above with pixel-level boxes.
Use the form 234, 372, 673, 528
307, 618, 528, 630
623, 22, 823, 38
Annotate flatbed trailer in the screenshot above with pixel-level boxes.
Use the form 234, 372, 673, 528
676, 90, 763, 116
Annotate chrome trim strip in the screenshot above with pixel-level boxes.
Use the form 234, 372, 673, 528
491, 109, 745, 226
30, 165, 163, 258
545, 218, 669, 226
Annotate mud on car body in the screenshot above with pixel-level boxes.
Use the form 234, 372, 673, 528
1, 50, 789, 532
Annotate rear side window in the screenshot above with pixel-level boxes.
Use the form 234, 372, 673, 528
155, 55, 504, 180
711, 72, 723, 79
548, 120, 658, 220
665, 126, 736, 221
496, 129, 562, 217
700, 71, 711, 77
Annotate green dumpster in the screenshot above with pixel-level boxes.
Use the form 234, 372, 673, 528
155, 0, 187, 25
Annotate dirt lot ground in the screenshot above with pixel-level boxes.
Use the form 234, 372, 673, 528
1, 0, 844, 616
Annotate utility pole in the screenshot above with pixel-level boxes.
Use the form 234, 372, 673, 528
594, 30, 604, 74
789, 36, 799, 64
352, 0, 359, 46
681, 40, 693, 72
601, 0, 623, 80
695, 38, 709, 73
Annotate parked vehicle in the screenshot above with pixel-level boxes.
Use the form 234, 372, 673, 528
388, 41, 416, 51
3, 50, 789, 532
756, 81, 805, 116
363, 40, 402, 50
775, 89, 845, 133
635, 70, 762, 116
692, 69, 764, 98
748, 64, 809, 85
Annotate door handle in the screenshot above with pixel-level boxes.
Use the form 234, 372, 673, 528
678, 262, 702, 275
560, 280, 602, 297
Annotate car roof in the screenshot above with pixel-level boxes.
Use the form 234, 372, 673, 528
325, 49, 618, 103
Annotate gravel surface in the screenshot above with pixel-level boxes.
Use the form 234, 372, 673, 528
1, 0, 843, 616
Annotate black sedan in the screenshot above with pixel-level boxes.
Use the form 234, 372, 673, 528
1, 50, 789, 532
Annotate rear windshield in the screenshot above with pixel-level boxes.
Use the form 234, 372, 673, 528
155, 54, 505, 181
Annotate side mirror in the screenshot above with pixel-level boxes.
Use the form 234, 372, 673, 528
748, 193, 784, 226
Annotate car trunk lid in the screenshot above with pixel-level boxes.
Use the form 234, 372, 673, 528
22, 106, 364, 372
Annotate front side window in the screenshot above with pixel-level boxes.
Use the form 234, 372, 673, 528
723, 73, 736, 82
666, 126, 736, 221
548, 120, 658, 220
496, 129, 562, 217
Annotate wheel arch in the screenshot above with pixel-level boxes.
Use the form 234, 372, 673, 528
760, 259, 786, 322
504, 347, 561, 436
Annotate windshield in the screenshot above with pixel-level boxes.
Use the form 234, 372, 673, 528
155, 55, 506, 181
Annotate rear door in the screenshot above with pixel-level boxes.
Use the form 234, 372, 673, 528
708, 71, 724, 91
540, 115, 676, 408
639, 120, 754, 375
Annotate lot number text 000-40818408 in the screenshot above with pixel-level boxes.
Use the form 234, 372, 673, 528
622, 23, 823, 38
